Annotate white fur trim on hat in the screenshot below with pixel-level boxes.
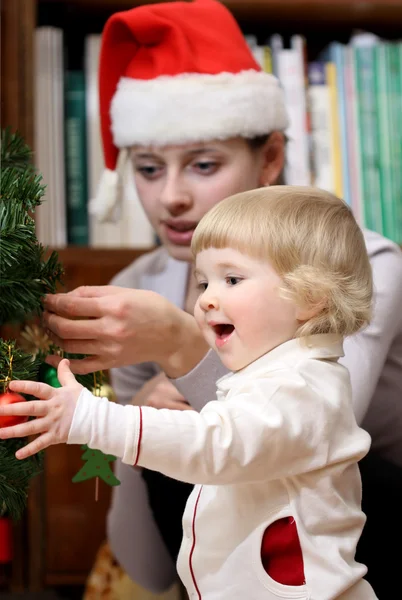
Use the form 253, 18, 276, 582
111, 70, 289, 148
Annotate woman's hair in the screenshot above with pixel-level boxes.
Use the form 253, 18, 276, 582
191, 186, 373, 338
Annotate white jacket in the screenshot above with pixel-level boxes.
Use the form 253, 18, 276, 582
68, 335, 376, 599
106, 229, 402, 592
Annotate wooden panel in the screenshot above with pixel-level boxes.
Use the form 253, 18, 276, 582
1, 0, 36, 148
42, 247, 150, 585
54, 247, 149, 290
1, 1, 37, 591
44, 444, 112, 583
38, 0, 402, 28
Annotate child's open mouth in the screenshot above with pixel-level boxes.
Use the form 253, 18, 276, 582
212, 324, 235, 348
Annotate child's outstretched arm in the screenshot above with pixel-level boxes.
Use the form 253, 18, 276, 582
0, 359, 83, 459
0, 362, 370, 486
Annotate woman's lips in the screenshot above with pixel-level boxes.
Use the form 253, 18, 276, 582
162, 222, 198, 245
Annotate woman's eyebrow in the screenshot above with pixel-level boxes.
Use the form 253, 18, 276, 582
132, 152, 160, 160
186, 147, 218, 156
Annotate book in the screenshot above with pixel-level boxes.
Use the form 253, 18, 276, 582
64, 70, 89, 245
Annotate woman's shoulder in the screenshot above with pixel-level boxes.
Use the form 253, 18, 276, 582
110, 246, 170, 288
363, 228, 402, 260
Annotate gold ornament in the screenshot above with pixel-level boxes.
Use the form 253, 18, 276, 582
19, 323, 51, 357
92, 383, 117, 403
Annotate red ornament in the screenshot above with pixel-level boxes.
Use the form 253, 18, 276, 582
0, 517, 13, 563
0, 392, 28, 428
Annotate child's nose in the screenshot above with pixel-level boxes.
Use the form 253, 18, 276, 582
199, 288, 219, 312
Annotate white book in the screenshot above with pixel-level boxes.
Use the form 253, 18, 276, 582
277, 47, 310, 186
344, 46, 363, 225
34, 27, 67, 248
307, 62, 334, 193
51, 28, 67, 247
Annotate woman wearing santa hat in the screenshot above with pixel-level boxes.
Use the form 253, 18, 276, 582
44, 1, 402, 598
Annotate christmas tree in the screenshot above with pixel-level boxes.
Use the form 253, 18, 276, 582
0, 129, 119, 520
0, 128, 64, 520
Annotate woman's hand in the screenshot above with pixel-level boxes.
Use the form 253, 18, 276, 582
43, 286, 209, 377
134, 372, 194, 411
0, 359, 83, 459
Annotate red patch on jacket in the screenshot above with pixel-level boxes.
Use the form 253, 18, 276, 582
261, 516, 305, 586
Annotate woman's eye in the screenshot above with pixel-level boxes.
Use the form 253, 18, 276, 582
135, 165, 163, 179
193, 161, 219, 175
226, 277, 241, 286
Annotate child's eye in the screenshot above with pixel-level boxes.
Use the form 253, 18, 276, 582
226, 277, 242, 286
197, 282, 208, 291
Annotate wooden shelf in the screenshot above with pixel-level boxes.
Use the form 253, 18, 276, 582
51, 247, 150, 290
3, 0, 402, 592
39, 0, 402, 27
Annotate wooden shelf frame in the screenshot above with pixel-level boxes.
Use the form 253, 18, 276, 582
2, 0, 402, 592
40, 0, 402, 27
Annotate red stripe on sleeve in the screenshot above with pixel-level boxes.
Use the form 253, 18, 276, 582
133, 406, 143, 466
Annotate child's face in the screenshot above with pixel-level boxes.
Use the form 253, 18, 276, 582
193, 248, 299, 371
131, 138, 269, 262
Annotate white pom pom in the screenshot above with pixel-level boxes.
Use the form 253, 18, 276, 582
89, 149, 129, 223
88, 169, 120, 223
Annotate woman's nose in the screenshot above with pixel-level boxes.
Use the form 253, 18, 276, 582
159, 174, 193, 215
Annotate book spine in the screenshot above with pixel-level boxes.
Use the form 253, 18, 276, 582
344, 46, 363, 225
386, 43, 402, 243
277, 48, 310, 185
307, 62, 334, 192
353, 46, 383, 233
64, 70, 89, 245
375, 44, 394, 240
325, 62, 343, 198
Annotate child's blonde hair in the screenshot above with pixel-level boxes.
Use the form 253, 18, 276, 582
191, 186, 372, 337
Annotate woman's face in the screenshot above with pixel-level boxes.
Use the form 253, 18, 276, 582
131, 136, 281, 262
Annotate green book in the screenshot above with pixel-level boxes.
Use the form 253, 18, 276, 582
64, 71, 89, 246
353, 45, 383, 235
387, 42, 402, 244
375, 43, 395, 241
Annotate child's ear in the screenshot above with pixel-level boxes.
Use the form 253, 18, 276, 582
295, 299, 326, 322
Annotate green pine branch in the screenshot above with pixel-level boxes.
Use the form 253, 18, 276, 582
0, 440, 43, 520
0, 128, 63, 325
0, 129, 64, 518
0, 128, 106, 519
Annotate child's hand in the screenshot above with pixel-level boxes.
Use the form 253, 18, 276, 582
0, 359, 83, 459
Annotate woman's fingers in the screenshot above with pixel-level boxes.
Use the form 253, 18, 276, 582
44, 335, 102, 356
8, 380, 53, 400
44, 292, 105, 319
43, 286, 126, 318
15, 432, 55, 460
46, 354, 105, 375
43, 312, 101, 340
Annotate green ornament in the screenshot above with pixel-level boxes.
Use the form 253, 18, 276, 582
39, 363, 61, 388
72, 445, 120, 487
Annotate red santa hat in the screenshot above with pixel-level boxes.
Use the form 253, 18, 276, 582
91, 0, 289, 222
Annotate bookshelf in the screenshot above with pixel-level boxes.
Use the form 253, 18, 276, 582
1, 0, 402, 593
